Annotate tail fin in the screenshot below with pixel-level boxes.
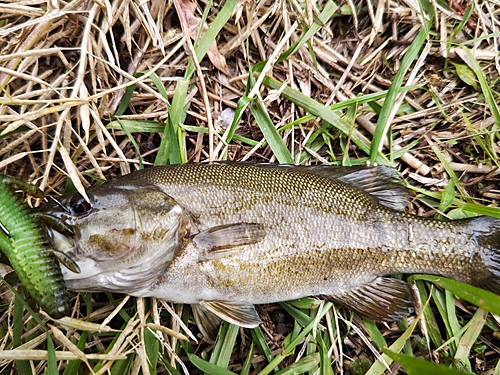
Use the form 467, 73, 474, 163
470, 216, 500, 294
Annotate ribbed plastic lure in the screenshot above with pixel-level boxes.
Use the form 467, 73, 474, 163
0, 175, 71, 318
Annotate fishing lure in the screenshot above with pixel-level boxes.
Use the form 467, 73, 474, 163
0, 175, 72, 318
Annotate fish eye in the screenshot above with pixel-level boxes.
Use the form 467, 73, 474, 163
70, 197, 93, 216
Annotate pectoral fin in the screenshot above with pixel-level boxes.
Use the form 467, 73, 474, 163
325, 277, 413, 321
194, 223, 266, 261
199, 300, 261, 328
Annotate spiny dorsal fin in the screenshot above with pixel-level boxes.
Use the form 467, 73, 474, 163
212, 163, 411, 211
324, 277, 414, 321
305, 165, 411, 211
199, 301, 261, 328
191, 304, 221, 340
194, 223, 266, 261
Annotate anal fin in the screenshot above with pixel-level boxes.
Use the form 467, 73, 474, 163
199, 300, 261, 328
324, 277, 414, 321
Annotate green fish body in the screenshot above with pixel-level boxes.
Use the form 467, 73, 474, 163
38, 164, 500, 329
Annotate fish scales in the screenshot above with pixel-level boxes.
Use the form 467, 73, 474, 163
126, 164, 476, 284
38, 163, 500, 330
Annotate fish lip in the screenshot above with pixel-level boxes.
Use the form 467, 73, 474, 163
45, 224, 76, 256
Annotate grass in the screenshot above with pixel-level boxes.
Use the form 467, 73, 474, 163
1, 0, 500, 373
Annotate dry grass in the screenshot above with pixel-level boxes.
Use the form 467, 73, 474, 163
1, 0, 500, 373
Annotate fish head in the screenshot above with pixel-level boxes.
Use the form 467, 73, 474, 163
38, 183, 185, 294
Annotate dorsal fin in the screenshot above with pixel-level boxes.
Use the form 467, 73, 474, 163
210, 162, 411, 210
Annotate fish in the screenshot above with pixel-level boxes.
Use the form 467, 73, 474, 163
0, 175, 72, 319
37, 163, 500, 333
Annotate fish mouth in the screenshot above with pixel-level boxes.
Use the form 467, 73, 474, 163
44, 225, 83, 277
49, 226, 75, 255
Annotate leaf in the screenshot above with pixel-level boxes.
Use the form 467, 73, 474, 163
188, 354, 238, 375
383, 350, 471, 375
452, 62, 478, 89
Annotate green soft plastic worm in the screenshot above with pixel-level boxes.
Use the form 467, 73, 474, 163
0, 175, 70, 318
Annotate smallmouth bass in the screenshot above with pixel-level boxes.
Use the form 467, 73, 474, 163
38, 163, 500, 331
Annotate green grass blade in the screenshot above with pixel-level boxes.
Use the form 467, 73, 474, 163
188, 354, 238, 375
250, 327, 276, 366
185, 0, 239, 78
3, 280, 48, 329
461, 203, 500, 217
144, 325, 160, 374
396, 318, 414, 356
279, 302, 323, 328
107, 119, 165, 132
454, 308, 488, 373
362, 318, 387, 350
240, 342, 254, 375
249, 98, 294, 164
210, 322, 239, 367
261, 76, 389, 164
148, 71, 170, 102
493, 358, 500, 375
445, 289, 462, 340
62, 330, 88, 375
258, 303, 333, 375
277, 0, 338, 63
155, 79, 188, 165
110, 353, 134, 375
116, 118, 144, 169
115, 81, 135, 117
366, 309, 421, 375
202, 96, 260, 156
160, 357, 183, 375
317, 333, 334, 375
428, 142, 470, 200
46, 334, 58, 375
410, 186, 500, 218
13, 292, 31, 375
274, 353, 321, 375
456, 46, 500, 164
156, 0, 239, 165
383, 350, 471, 375
461, 46, 500, 127
106, 293, 132, 321
430, 286, 457, 352
413, 280, 443, 348
369, 13, 433, 164
438, 179, 456, 215
408, 275, 500, 316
